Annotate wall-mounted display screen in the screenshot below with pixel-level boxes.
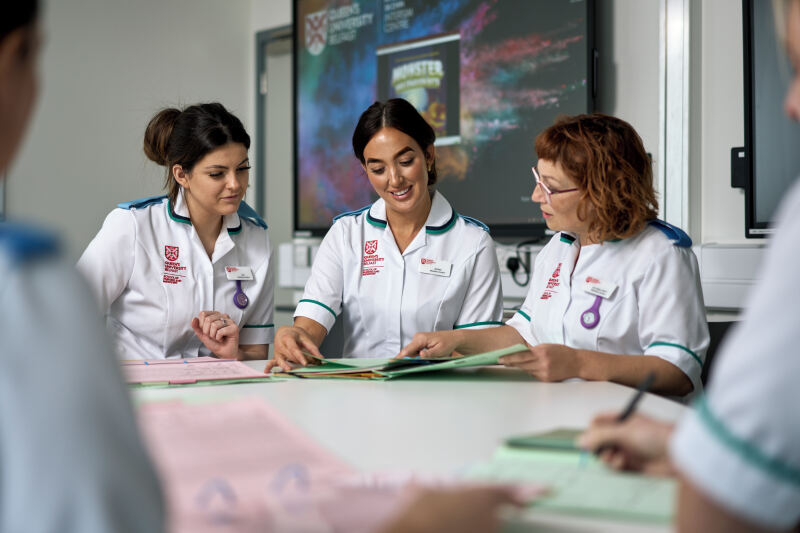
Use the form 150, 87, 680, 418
294, 0, 595, 236
743, 0, 800, 237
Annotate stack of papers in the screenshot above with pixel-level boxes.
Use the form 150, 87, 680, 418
123, 357, 273, 387
467, 436, 676, 523
279, 344, 529, 379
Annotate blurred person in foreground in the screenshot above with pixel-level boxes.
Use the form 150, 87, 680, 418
0, 1, 164, 531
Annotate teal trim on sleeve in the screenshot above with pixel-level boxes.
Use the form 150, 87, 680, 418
242, 324, 274, 328
648, 341, 703, 369
516, 309, 531, 322
697, 396, 800, 488
298, 299, 337, 320
453, 321, 504, 329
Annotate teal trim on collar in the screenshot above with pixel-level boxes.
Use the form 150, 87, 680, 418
559, 233, 576, 244
697, 396, 800, 488
227, 224, 242, 235
242, 324, 274, 328
453, 320, 504, 329
298, 299, 337, 320
516, 309, 531, 322
366, 211, 387, 228
167, 198, 192, 226
648, 341, 703, 369
426, 209, 458, 235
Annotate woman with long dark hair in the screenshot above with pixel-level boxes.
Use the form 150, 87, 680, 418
268, 98, 503, 369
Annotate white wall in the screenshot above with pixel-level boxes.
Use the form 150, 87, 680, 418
252, 0, 291, 31
7, 0, 252, 260
698, 0, 748, 244
595, 0, 661, 169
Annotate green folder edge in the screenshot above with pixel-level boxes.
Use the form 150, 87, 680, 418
469, 446, 675, 524
285, 343, 529, 379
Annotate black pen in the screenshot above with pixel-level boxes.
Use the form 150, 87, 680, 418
616, 371, 657, 422
594, 371, 657, 456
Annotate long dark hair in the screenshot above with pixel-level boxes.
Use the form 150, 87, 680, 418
1, 0, 38, 42
352, 98, 438, 186
143, 102, 251, 202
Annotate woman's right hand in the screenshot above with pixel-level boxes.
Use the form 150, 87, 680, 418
264, 325, 324, 373
577, 413, 676, 476
396, 331, 462, 359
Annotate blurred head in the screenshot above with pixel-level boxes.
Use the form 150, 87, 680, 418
534, 113, 658, 243
782, 0, 800, 119
352, 98, 437, 186
143, 103, 251, 217
0, 0, 41, 175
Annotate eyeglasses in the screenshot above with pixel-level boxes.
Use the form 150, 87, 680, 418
531, 166, 579, 205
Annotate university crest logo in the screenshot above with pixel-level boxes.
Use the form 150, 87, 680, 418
364, 240, 378, 255
165, 245, 180, 262
305, 9, 328, 56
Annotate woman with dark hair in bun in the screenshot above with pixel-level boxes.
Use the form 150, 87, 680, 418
267, 98, 503, 370
78, 103, 274, 360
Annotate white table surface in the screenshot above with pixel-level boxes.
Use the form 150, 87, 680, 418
134, 363, 687, 533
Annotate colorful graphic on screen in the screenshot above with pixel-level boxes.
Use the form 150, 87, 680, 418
295, 0, 592, 234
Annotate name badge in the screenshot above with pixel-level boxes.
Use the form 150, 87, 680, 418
419, 258, 452, 277
583, 276, 617, 299
225, 266, 254, 281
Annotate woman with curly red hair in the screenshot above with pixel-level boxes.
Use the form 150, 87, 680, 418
400, 113, 709, 399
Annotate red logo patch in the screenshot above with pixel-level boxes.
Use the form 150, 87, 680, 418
421, 258, 434, 264
165, 245, 179, 262
586, 276, 600, 284
365, 240, 378, 255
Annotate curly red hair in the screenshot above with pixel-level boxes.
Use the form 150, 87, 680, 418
535, 113, 658, 242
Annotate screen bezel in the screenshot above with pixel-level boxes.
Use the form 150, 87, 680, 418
742, 0, 775, 239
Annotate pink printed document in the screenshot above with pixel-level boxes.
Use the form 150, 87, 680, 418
137, 398, 401, 533
122, 357, 270, 385
138, 398, 546, 532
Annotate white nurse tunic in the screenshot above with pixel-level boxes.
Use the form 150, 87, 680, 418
295, 191, 503, 358
77, 192, 275, 359
506, 221, 709, 398
671, 181, 800, 529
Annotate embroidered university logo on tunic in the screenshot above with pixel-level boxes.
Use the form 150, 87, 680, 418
365, 240, 378, 255
165, 245, 179, 262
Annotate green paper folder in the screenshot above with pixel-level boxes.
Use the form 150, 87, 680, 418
467, 433, 676, 523
281, 344, 529, 379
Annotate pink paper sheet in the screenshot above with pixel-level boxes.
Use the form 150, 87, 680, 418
122, 357, 269, 384
137, 398, 546, 532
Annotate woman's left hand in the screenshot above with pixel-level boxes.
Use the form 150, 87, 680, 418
191, 310, 239, 359
499, 343, 582, 381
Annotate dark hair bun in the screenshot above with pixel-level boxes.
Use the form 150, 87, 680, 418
143, 108, 181, 166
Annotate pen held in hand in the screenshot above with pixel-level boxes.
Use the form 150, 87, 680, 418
593, 371, 657, 456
